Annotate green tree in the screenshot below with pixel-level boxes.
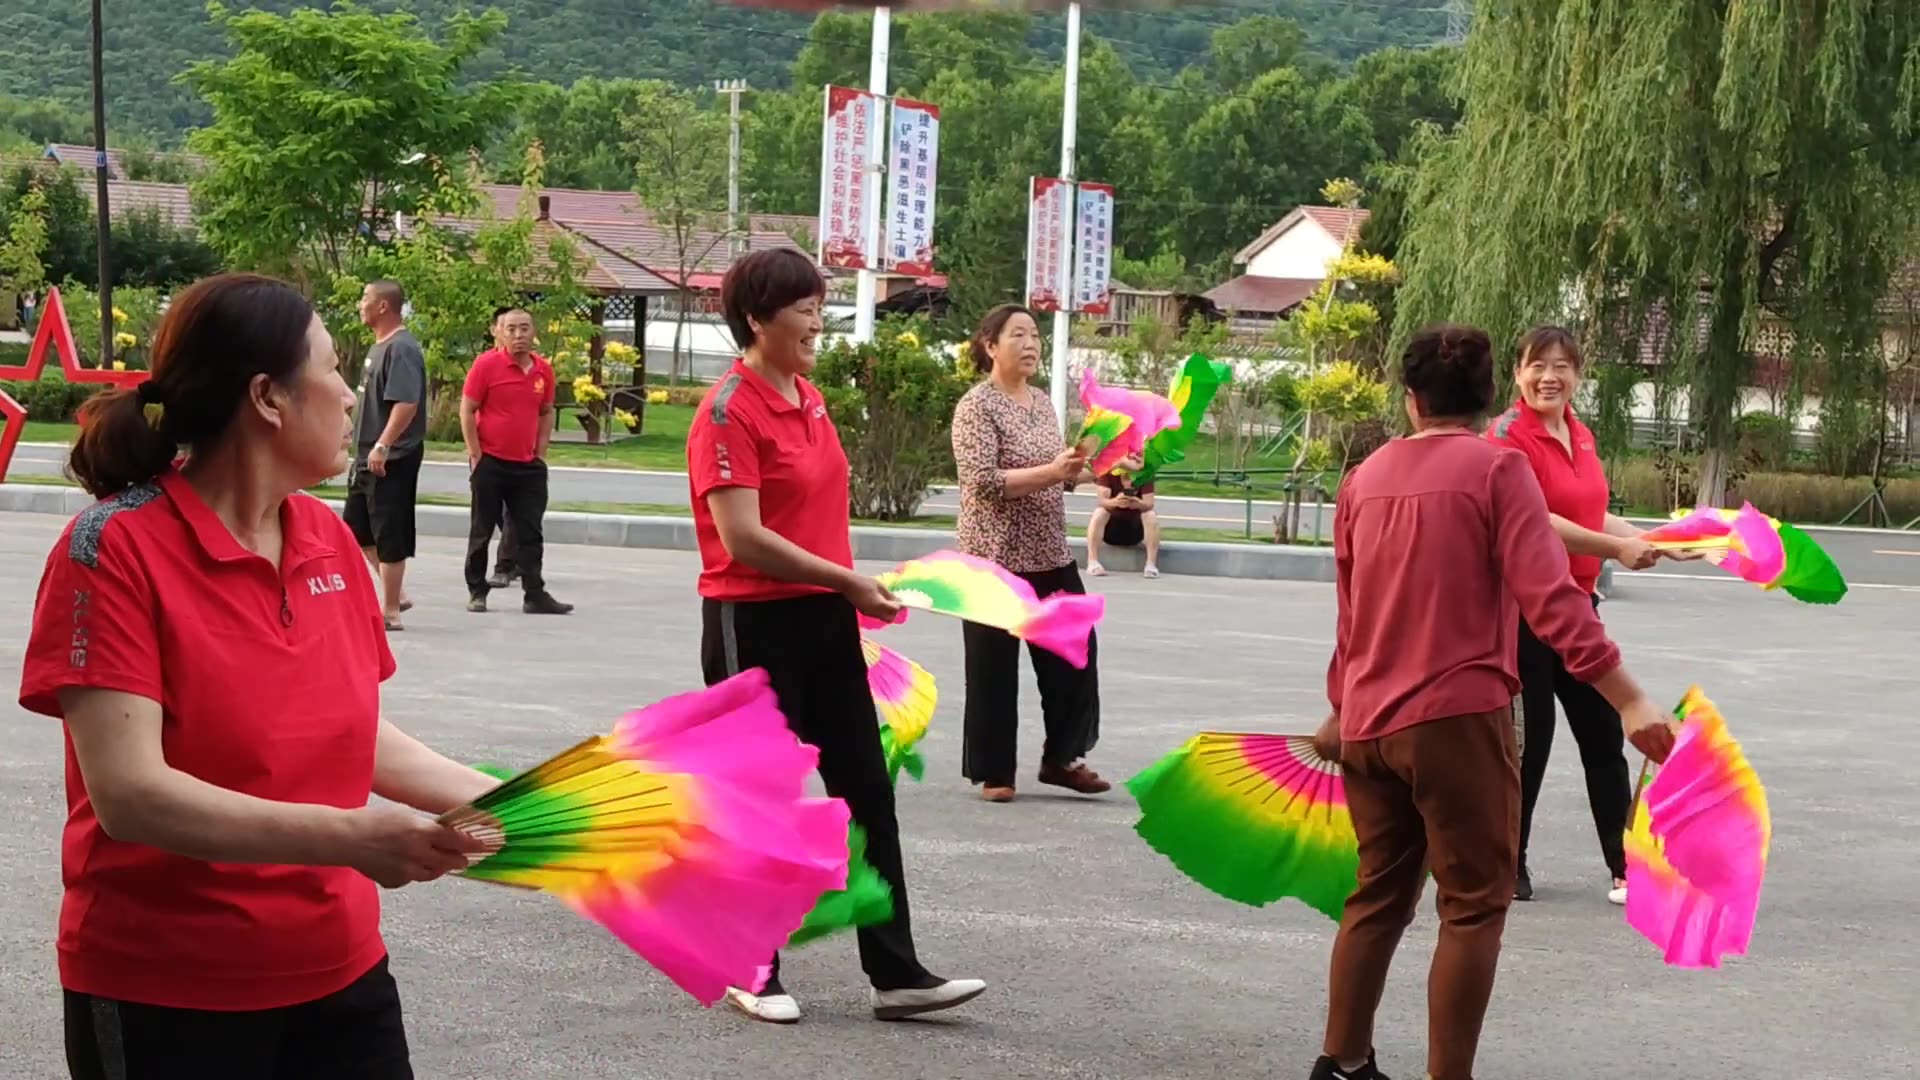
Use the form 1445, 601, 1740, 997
0, 184, 48, 297
1392, 1, 1920, 503
625, 81, 729, 385
181, 1, 522, 285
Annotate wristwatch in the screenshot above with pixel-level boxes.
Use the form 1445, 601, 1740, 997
372, 442, 390, 456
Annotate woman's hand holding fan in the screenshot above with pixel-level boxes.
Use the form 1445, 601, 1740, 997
1620, 695, 1677, 763
342, 804, 496, 889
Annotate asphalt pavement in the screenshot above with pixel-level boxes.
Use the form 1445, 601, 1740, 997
0, 515, 1915, 1079
10, 442, 1920, 586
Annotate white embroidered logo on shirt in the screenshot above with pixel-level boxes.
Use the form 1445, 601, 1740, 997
307, 573, 349, 596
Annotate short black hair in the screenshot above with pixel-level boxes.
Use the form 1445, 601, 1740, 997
367, 279, 405, 311
720, 248, 826, 349
1401, 324, 1495, 420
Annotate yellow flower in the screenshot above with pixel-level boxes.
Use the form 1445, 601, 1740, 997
613, 407, 640, 431
646, 389, 669, 405
604, 341, 638, 362
111, 307, 127, 323
898, 331, 920, 349
111, 360, 126, 371
113, 332, 136, 349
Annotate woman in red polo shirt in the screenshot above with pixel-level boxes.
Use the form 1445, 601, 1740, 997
20, 273, 499, 1079
1485, 325, 1695, 906
1310, 324, 1673, 1080
685, 248, 985, 1026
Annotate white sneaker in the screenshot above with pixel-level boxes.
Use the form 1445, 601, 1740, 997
870, 978, 987, 1020
1086, 562, 1107, 577
1608, 882, 1628, 906
724, 986, 801, 1024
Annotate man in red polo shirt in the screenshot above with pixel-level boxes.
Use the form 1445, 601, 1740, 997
460, 307, 573, 614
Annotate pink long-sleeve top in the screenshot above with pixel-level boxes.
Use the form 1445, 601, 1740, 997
1327, 430, 1622, 741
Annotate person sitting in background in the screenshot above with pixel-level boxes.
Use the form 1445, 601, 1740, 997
1085, 457, 1160, 579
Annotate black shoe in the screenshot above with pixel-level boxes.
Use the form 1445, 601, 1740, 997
1514, 863, 1534, 902
523, 593, 574, 615
1310, 1052, 1389, 1079
466, 594, 487, 613
488, 569, 517, 589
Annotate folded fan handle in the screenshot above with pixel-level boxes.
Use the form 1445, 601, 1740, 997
1627, 755, 1653, 821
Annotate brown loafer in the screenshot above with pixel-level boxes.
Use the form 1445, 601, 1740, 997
980, 785, 1015, 803
1037, 762, 1111, 794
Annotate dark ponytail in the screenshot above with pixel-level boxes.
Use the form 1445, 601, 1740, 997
1400, 323, 1495, 421
968, 303, 1034, 375
67, 273, 318, 498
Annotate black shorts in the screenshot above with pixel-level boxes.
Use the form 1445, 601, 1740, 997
64, 954, 412, 1080
1103, 510, 1144, 547
343, 448, 422, 563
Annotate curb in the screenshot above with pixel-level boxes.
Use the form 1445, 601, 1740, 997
0, 483, 1336, 583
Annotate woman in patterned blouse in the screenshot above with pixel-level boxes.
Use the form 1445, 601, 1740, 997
949, 304, 1111, 803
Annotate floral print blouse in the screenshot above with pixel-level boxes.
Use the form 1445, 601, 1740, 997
950, 380, 1075, 573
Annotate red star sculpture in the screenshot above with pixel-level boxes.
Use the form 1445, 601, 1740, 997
0, 286, 151, 484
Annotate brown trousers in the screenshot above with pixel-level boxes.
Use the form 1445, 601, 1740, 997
1323, 709, 1520, 1080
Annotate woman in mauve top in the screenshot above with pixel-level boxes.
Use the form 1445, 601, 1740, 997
949, 304, 1110, 803
1484, 326, 1695, 906
685, 249, 984, 1026
1307, 325, 1675, 1080
19, 273, 498, 1079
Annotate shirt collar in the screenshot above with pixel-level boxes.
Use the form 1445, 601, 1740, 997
160, 467, 336, 567
732, 359, 811, 415
1510, 401, 1583, 437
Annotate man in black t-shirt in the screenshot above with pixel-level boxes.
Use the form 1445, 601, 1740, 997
1086, 461, 1161, 579
345, 279, 427, 629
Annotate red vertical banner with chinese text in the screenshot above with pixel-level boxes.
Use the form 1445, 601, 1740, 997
817, 85, 880, 270
883, 97, 940, 276
1024, 176, 1071, 313
1071, 182, 1115, 315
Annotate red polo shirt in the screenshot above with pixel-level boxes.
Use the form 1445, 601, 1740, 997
463, 347, 555, 463
19, 468, 393, 1011
1485, 403, 1611, 594
687, 360, 853, 601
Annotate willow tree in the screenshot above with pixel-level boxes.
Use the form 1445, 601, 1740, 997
1392, 1, 1920, 501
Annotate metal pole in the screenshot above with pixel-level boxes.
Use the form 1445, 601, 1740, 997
716, 80, 747, 260
90, 0, 113, 365
1048, 2, 1082, 432
852, 8, 890, 344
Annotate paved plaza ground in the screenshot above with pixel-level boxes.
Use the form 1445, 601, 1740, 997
0, 513, 1915, 1079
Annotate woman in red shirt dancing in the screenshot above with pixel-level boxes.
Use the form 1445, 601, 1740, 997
20, 273, 499, 1079
1309, 325, 1674, 1080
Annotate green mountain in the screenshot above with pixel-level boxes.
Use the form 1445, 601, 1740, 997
0, 0, 1446, 141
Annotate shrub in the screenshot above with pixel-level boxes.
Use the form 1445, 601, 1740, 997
812, 317, 969, 521
1611, 457, 1920, 524
0, 372, 101, 421
1734, 412, 1792, 471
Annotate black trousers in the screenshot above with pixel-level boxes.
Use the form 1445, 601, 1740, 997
494, 517, 518, 577
465, 455, 547, 597
700, 592, 932, 991
960, 562, 1100, 786
1516, 594, 1631, 880
65, 955, 410, 1080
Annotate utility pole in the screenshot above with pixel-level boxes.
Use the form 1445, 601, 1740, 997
1048, 2, 1082, 431
852, 7, 890, 344
90, 0, 113, 365
1444, 0, 1473, 46
715, 79, 749, 259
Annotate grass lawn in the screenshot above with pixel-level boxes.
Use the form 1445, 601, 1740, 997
17, 405, 1304, 498
6, 472, 1271, 545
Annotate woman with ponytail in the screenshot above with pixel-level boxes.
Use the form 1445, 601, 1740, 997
22, 273, 499, 1079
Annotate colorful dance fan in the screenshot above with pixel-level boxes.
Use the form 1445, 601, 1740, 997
440, 669, 853, 1005
1127, 732, 1359, 920
1072, 408, 1133, 465
788, 823, 895, 948
1622, 687, 1771, 968
860, 550, 1106, 668
1131, 354, 1233, 486
1641, 503, 1846, 604
862, 636, 936, 784
1078, 368, 1181, 476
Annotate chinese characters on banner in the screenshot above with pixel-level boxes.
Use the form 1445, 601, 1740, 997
1071, 182, 1115, 315
1024, 176, 1072, 312
884, 98, 940, 276
817, 85, 880, 270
